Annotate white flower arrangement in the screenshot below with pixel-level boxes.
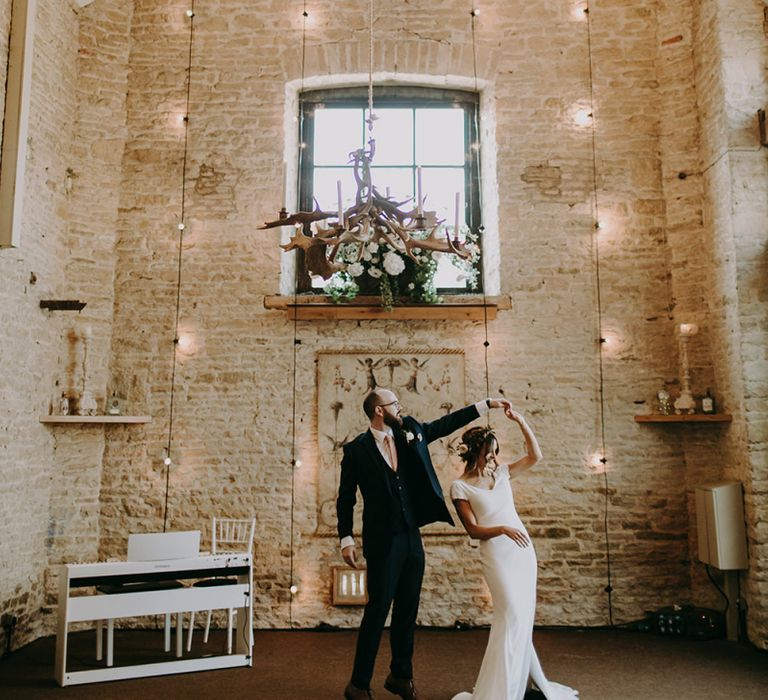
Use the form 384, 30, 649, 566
383, 251, 406, 276
324, 227, 480, 310
347, 262, 364, 278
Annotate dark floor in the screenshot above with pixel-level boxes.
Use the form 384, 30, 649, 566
0, 627, 766, 699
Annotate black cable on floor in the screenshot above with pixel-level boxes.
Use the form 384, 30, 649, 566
705, 564, 730, 616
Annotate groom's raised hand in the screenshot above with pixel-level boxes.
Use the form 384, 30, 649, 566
488, 397, 512, 411
342, 544, 358, 569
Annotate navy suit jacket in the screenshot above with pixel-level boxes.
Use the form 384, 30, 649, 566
336, 403, 481, 558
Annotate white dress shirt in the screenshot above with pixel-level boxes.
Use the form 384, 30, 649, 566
340, 400, 490, 551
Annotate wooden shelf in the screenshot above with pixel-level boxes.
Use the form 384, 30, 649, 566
634, 414, 732, 423
40, 415, 151, 425
263, 295, 510, 321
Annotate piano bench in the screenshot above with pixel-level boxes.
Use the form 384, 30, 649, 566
95, 580, 186, 666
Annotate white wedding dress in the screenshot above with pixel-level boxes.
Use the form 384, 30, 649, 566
450, 463, 578, 700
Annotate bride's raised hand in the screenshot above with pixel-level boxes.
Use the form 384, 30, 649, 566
499, 526, 530, 547
504, 407, 525, 424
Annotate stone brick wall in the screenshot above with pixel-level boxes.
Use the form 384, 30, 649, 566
1, 0, 766, 654
689, 0, 768, 649
0, 0, 80, 651
655, 0, 730, 619
42, 0, 134, 623
98, 0, 708, 635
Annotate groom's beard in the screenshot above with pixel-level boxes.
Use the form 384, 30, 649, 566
383, 412, 403, 430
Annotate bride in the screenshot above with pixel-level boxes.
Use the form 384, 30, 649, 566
450, 409, 578, 700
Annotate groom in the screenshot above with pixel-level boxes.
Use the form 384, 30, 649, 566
337, 388, 511, 699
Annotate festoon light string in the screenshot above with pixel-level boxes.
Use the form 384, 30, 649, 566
162, 2, 196, 532
584, 5, 614, 626
469, 5, 492, 409
286, 0, 311, 625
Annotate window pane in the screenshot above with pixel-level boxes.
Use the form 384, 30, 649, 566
369, 108, 413, 166
416, 108, 465, 166
420, 167, 465, 234
433, 254, 468, 289
370, 167, 414, 206
312, 167, 357, 214
314, 108, 364, 166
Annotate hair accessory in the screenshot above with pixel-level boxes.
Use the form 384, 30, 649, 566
459, 425, 496, 457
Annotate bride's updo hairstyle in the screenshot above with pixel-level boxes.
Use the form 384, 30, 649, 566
458, 426, 498, 473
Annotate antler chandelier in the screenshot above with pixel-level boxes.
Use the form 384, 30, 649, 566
260, 0, 471, 282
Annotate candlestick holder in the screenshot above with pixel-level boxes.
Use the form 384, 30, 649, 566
674, 323, 698, 415
77, 327, 98, 416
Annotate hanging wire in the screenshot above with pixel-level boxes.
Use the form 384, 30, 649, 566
287, 0, 310, 629
3, 0, 15, 114
162, 2, 196, 532
288, 291, 299, 629
585, 5, 614, 626
368, 0, 374, 127
469, 5, 491, 412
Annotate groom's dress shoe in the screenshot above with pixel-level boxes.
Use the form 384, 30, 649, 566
345, 682, 375, 699
384, 673, 420, 700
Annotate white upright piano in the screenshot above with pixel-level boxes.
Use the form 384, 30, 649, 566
55, 536, 253, 686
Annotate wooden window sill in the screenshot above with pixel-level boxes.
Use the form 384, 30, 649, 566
263, 295, 511, 321
40, 416, 151, 425
634, 414, 732, 423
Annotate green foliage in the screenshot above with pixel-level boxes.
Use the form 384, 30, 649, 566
323, 233, 483, 309
324, 272, 358, 303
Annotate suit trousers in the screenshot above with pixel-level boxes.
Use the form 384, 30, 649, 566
351, 528, 425, 689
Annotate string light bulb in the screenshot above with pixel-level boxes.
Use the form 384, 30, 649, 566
574, 108, 593, 126
185, 9, 194, 18
573, 4, 589, 20
289, 584, 299, 595
470, 8, 480, 17
679, 323, 699, 337
164, 456, 172, 466
294, 459, 302, 468
176, 333, 195, 353
178, 222, 185, 231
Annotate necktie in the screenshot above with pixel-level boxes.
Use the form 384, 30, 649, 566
384, 435, 398, 472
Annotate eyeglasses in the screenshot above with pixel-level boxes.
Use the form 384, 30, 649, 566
378, 400, 400, 410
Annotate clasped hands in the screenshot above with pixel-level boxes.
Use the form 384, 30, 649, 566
488, 398, 526, 425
